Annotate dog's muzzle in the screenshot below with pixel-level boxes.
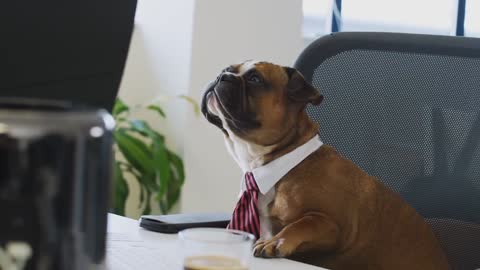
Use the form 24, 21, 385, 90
201, 77, 225, 133
201, 72, 261, 135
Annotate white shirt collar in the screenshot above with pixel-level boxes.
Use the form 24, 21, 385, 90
241, 135, 323, 194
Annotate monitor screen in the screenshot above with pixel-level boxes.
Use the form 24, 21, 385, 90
0, 0, 137, 112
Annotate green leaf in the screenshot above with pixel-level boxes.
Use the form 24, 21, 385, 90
141, 173, 159, 192
114, 130, 155, 176
152, 150, 185, 212
139, 185, 145, 208
116, 117, 128, 123
147, 104, 166, 118
168, 150, 185, 186
113, 98, 129, 117
128, 119, 165, 142
178, 95, 200, 116
167, 188, 181, 213
129, 119, 150, 137
143, 191, 152, 215
153, 140, 171, 199
114, 162, 129, 216
135, 174, 155, 207
165, 177, 181, 212
112, 98, 189, 215
159, 200, 167, 214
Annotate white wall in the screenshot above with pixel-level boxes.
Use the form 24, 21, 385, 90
117, 0, 195, 218
117, 0, 304, 217
181, 0, 304, 213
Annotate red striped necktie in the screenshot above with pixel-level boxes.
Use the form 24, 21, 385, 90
227, 172, 260, 239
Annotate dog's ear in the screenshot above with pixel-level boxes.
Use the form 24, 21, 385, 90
284, 67, 323, 106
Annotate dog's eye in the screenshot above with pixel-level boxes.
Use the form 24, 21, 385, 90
248, 73, 263, 84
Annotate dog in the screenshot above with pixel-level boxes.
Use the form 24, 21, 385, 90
201, 60, 450, 270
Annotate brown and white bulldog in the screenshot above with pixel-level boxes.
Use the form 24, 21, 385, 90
201, 60, 450, 270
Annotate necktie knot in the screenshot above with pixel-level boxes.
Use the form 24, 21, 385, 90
245, 172, 259, 192
227, 172, 260, 239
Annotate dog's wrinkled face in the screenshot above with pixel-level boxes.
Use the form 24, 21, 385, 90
201, 60, 323, 146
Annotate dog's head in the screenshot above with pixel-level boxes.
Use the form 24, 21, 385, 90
201, 60, 323, 147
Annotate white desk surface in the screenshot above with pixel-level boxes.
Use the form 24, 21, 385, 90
106, 213, 326, 270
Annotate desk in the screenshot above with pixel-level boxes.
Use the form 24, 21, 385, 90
106, 213, 326, 270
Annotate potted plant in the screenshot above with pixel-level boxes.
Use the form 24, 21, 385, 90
111, 97, 199, 216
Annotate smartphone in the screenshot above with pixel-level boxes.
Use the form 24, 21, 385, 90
139, 212, 231, 233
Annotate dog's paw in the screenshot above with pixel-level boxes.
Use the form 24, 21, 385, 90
253, 238, 294, 258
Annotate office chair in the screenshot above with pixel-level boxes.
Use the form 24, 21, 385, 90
295, 32, 480, 270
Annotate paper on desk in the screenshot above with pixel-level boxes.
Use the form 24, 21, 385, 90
106, 243, 182, 269
106, 232, 325, 269
107, 232, 143, 242
107, 232, 180, 248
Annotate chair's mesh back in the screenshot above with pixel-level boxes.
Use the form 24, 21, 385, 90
306, 49, 480, 270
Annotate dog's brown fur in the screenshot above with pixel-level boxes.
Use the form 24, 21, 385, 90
202, 60, 450, 269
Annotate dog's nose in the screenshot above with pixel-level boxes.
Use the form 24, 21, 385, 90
219, 73, 238, 83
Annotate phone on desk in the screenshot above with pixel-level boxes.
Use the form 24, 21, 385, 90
139, 212, 231, 233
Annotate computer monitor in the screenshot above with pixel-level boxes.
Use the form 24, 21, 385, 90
0, 0, 137, 112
